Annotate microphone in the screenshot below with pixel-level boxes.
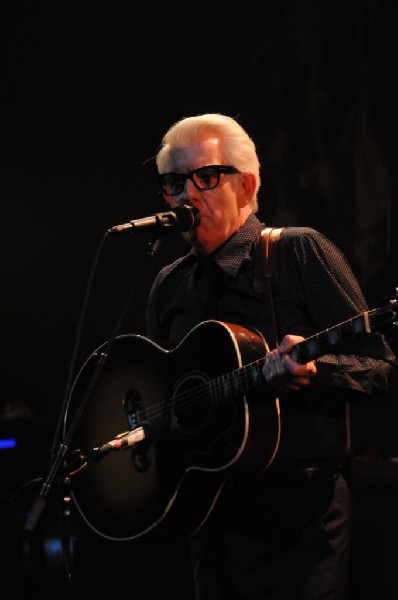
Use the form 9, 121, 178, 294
97, 427, 146, 453
108, 204, 200, 235
66, 428, 147, 475
82, 427, 146, 466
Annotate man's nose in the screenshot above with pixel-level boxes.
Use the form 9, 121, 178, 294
184, 177, 197, 197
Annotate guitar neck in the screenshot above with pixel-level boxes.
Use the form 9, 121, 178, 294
213, 305, 397, 405
290, 305, 396, 364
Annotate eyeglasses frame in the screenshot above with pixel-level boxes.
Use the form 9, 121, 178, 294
158, 165, 240, 196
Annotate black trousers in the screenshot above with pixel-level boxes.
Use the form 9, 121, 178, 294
189, 472, 351, 600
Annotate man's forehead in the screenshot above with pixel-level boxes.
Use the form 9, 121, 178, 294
168, 138, 222, 165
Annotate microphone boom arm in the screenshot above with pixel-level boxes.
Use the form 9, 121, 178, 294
107, 205, 200, 235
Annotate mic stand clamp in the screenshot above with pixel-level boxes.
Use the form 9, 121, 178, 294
24, 442, 69, 533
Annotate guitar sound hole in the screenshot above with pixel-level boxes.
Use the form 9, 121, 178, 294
171, 371, 210, 434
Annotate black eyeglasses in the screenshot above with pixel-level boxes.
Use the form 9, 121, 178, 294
158, 165, 240, 196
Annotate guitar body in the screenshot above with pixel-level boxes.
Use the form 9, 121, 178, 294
68, 320, 280, 542
67, 301, 397, 542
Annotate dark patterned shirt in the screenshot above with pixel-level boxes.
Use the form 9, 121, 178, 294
146, 213, 398, 461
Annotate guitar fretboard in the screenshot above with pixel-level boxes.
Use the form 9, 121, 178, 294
211, 362, 264, 408
291, 306, 395, 364
210, 305, 396, 404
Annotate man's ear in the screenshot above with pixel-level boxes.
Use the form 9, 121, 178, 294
238, 172, 256, 208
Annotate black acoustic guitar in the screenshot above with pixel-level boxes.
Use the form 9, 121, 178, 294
68, 304, 396, 543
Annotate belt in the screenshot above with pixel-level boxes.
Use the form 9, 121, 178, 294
264, 461, 344, 482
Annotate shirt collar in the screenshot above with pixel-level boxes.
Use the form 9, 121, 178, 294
190, 213, 264, 278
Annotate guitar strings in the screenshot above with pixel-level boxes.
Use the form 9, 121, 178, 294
116, 311, 380, 429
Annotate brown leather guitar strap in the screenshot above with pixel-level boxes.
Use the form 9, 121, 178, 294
254, 226, 285, 349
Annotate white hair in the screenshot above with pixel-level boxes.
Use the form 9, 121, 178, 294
156, 113, 261, 212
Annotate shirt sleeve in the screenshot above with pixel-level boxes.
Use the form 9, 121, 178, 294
278, 227, 398, 403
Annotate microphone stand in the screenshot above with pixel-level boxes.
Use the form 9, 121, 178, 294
22, 229, 166, 595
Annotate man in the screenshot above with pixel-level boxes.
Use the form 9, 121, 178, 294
145, 113, 398, 599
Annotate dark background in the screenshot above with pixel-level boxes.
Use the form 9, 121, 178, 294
1, 2, 398, 599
